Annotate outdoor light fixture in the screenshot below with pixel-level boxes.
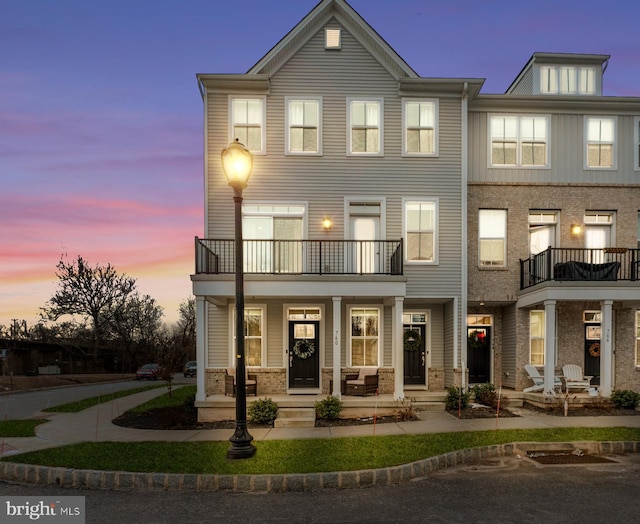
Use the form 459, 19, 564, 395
322, 217, 332, 231
570, 224, 582, 237
221, 139, 256, 460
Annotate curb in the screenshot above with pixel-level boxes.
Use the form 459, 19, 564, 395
1, 441, 638, 492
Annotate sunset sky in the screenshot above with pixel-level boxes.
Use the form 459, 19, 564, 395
3, 0, 640, 328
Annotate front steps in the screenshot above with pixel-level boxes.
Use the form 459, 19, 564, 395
274, 407, 316, 428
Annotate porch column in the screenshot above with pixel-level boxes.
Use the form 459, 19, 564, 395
332, 297, 342, 398
195, 296, 207, 401
393, 297, 404, 400
600, 300, 613, 397
543, 299, 557, 398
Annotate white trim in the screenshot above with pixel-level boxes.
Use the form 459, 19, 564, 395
634, 117, 640, 172
584, 115, 617, 170
344, 196, 386, 239
487, 113, 551, 169
284, 303, 325, 394
402, 309, 431, 387
466, 313, 493, 384
401, 98, 439, 157
285, 96, 323, 156
228, 95, 267, 155
402, 197, 439, 265
346, 97, 384, 156
478, 209, 507, 268
347, 305, 383, 367
229, 304, 267, 368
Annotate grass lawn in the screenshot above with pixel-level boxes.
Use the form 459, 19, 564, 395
3, 427, 639, 475
0, 420, 47, 438
42, 384, 168, 413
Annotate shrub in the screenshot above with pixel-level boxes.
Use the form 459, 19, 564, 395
445, 386, 470, 411
314, 396, 343, 420
610, 389, 640, 409
248, 398, 279, 425
393, 398, 420, 421
472, 383, 498, 407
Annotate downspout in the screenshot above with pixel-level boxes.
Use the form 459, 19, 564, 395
460, 82, 469, 389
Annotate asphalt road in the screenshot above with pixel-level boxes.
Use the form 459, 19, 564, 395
0, 377, 194, 420
1, 455, 639, 523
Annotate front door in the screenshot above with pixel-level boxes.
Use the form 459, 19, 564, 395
403, 323, 426, 385
467, 326, 491, 383
584, 319, 601, 385
288, 320, 320, 389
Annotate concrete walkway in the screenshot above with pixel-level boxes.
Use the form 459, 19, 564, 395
2, 386, 640, 456
1, 387, 639, 492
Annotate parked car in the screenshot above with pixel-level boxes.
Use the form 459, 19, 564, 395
135, 363, 160, 380
183, 360, 197, 378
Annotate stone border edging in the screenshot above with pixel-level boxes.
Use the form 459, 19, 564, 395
1, 441, 638, 493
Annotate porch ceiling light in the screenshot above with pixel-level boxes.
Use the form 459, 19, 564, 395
322, 217, 333, 231
221, 139, 253, 191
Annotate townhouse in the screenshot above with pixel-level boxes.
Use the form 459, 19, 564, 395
192, 0, 640, 414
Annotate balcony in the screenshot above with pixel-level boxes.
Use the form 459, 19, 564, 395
195, 238, 404, 276
520, 247, 640, 290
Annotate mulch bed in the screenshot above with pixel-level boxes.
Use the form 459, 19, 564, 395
520, 404, 640, 417
446, 405, 519, 419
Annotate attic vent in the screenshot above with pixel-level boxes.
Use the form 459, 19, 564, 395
325, 28, 341, 49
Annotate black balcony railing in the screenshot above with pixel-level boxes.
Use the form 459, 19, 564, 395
520, 247, 640, 289
195, 237, 404, 275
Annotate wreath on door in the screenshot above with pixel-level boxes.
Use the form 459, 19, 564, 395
468, 330, 489, 349
293, 339, 315, 359
588, 342, 601, 358
403, 329, 421, 352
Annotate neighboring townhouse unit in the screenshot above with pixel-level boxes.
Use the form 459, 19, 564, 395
467, 53, 640, 397
192, 0, 482, 409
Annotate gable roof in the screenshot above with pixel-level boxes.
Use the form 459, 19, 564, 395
247, 0, 418, 80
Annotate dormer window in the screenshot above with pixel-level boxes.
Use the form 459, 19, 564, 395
541, 65, 596, 95
325, 28, 341, 49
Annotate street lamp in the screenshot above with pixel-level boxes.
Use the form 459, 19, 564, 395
221, 139, 256, 460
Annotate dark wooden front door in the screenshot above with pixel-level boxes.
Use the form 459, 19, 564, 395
584, 322, 601, 385
468, 327, 491, 383
288, 320, 320, 389
403, 324, 426, 385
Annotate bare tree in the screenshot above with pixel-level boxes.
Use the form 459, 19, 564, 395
42, 255, 137, 359
108, 293, 164, 371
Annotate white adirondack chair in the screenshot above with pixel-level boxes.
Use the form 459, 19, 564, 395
524, 364, 562, 393
562, 364, 593, 393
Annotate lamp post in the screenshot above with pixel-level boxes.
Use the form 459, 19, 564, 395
221, 139, 256, 460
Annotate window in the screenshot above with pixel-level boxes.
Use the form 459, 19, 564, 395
541, 65, 595, 95
490, 115, 548, 167
232, 307, 264, 367
230, 97, 265, 154
479, 209, 507, 267
325, 28, 341, 49
636, 311, 640, 367
530, 310, 545, 366
350, 308, 379, 366
404, 199, 437, 263
403, 99, 437, 155
585, 116, 616, 168
348, 99, 382, 155
286, 98, 321, 155
529, 211, 557, 255
243, 204, 305, 273
584, 212, 614, 263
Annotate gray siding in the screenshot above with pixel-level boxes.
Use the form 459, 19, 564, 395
469, 111, 640, 184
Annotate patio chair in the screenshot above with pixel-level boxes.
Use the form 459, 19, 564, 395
224, 367, 257, 397
523, 364, 562, 393
345, 367, 379, 396
562, 364, 593, 393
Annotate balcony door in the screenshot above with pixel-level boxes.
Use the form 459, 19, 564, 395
585, 212, 613, 264
348, 201, 381, 273
242, 204, 304, 273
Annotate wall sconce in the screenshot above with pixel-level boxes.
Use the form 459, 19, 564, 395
322, 217, 332, 231
570, 224, 582, 237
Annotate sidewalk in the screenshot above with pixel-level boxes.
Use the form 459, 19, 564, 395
3, 386, 640, 457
